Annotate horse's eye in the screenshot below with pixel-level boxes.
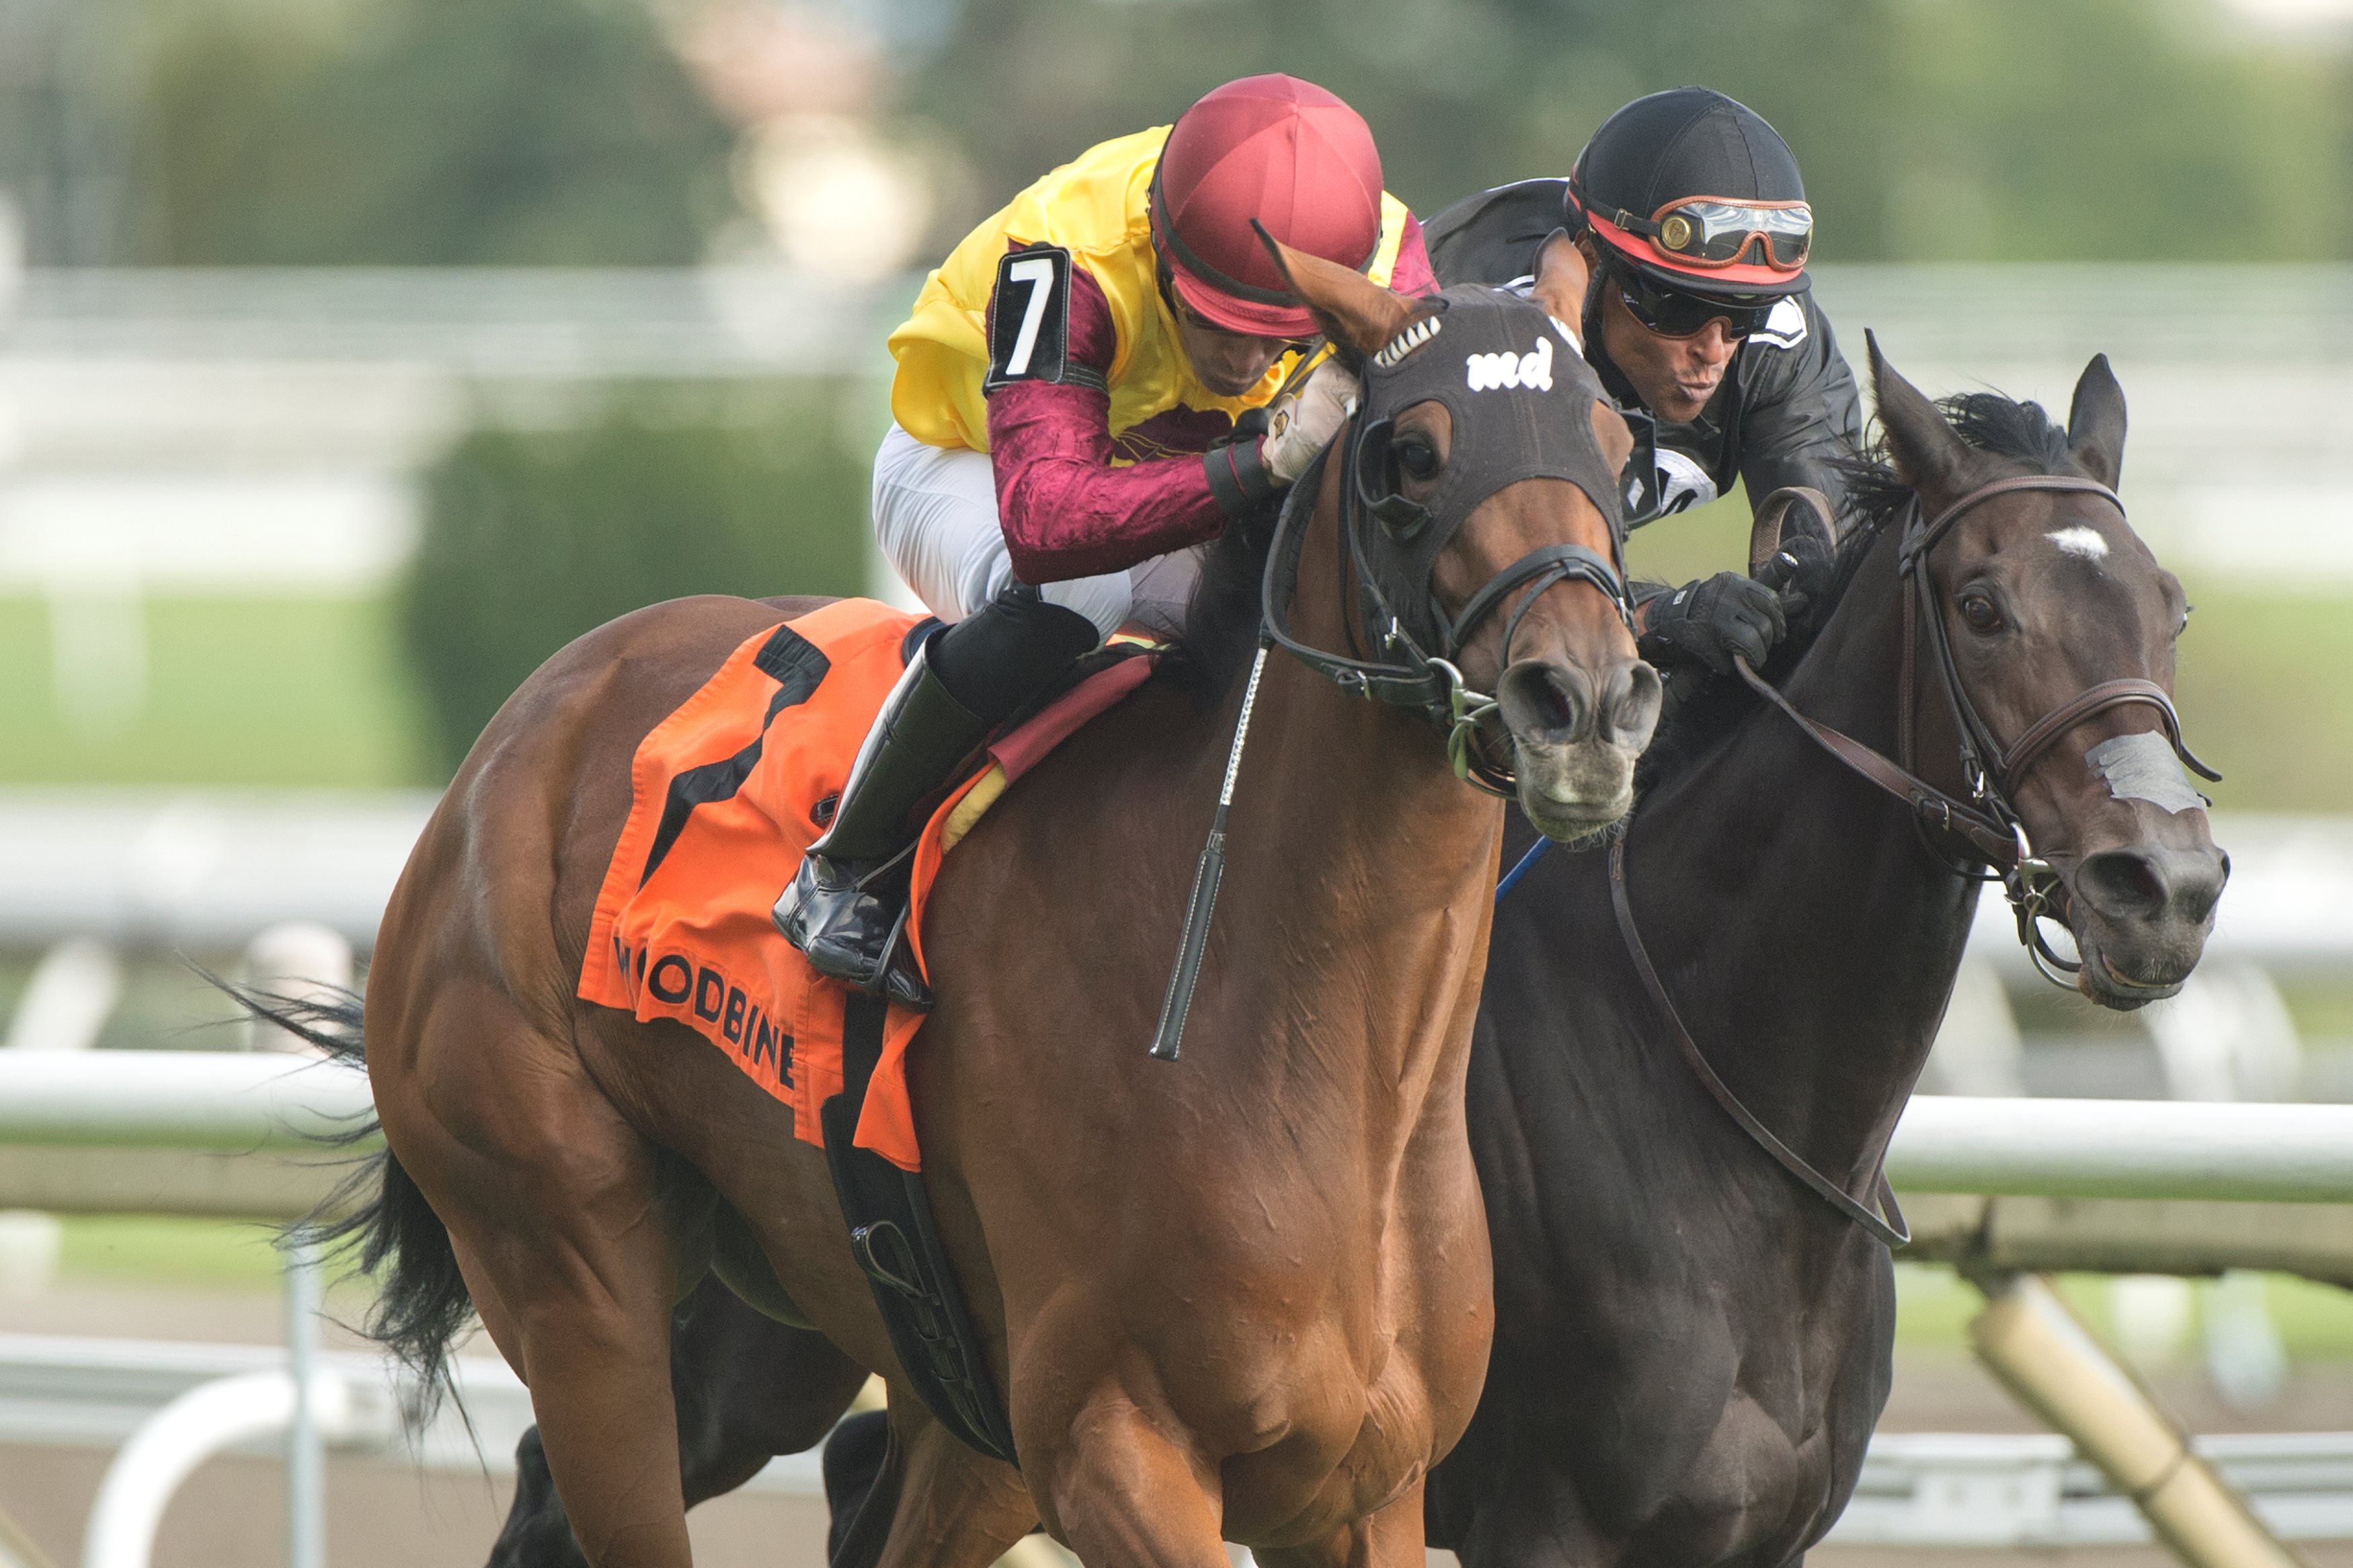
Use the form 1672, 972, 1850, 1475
2180, 603, 2195, 636
1959, 594, 2003, 634
1396, 438, 1441, 481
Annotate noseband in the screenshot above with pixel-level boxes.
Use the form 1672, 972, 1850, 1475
1740, 472, 2220, 987
1259, 292, 1632, 794
1598, 470, 2222, 1251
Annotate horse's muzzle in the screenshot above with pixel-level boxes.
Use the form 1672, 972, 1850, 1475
1499, 656, 1661, 840
2063, 843, 2231, 1009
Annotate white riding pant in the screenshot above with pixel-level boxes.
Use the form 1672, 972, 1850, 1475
871, 422, 1203, 643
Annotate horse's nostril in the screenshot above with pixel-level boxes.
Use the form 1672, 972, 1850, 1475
1604, 660, 1663, 751
1499, 663, 1591, 745
2077, 847, 2228, 927
2076, 850, 2167, 921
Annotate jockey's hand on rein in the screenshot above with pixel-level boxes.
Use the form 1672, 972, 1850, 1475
1264, 360, 1362, 485
1638, 571, 1786, 676
1757, 530, 1836, 634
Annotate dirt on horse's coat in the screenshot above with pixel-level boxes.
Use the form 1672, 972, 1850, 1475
578, 597, 1154, 1171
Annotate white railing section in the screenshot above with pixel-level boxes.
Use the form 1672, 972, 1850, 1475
12, 1050, 2353, 1204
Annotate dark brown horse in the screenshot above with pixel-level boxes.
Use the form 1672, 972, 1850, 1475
479, 343, 2228, 1568
335, 235, 1659, 1568
1422, 342, 2227, 1565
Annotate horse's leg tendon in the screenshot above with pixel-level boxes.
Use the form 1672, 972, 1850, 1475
1040, 1398, 1232, 1568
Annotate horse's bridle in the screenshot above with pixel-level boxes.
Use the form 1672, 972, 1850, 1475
1257, 311, 1632, 794
1738, 472, 2219, 986
1601, 470, 2221, 1249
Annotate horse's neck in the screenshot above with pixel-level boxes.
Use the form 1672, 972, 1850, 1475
1639, 526, 1977, 1184
1210, 487, 1502, 1120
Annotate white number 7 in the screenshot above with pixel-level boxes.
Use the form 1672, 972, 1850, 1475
1000, 257, 1057, 377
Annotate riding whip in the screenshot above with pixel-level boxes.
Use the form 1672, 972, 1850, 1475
1148, 633, 1272, 1062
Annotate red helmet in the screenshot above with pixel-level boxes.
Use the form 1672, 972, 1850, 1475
1149, 75, 1385, 340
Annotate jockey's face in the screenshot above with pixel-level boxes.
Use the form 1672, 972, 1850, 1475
1172, 294, 1293, 399
1581, 240, 1741, 425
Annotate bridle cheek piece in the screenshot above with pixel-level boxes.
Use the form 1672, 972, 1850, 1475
1604, 472, 2223, 1253
1262, 288, 1634, 796
1742, 473, 2221, 988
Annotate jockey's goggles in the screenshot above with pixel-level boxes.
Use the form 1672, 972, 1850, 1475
1572, 180, 1812, 273
1603, 253, 1777, 340
1168, 284, 1318, 351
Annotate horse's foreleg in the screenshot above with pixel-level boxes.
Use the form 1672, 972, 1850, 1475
1255, 1475, 1431, 1568
1037, 1398, 1231, 1568
867, 1399, 1035, 1568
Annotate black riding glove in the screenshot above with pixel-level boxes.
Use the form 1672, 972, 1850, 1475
1637, 572, 1787, 676
1757, 531, 1837, 636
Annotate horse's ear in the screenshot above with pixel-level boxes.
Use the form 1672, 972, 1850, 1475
1868, 329, 1971, 499
1529, 229, 1589, 350
1589, 399, 1633, 477
2067, 353, 2127, 489
1253, 223, 1420, 359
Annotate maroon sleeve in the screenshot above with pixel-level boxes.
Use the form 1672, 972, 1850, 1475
986, 263, 1236, 585
1388, 213, 1439, 298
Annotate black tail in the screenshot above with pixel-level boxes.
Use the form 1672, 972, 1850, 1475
227, 983, 476, 1426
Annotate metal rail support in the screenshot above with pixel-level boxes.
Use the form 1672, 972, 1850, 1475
80, 1369, 356, 1568
284, 1231, 323, 1568
1970, 1272, 2306, 1568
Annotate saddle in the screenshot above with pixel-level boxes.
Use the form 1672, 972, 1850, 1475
577, 597, 1156, 1465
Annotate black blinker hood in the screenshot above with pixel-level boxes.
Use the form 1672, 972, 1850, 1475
1353, 284, 1626, 650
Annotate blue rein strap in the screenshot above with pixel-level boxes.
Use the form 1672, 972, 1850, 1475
1494, 837, 1552, 902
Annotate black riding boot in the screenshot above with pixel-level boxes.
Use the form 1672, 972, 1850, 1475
774, 585, 1099, 1007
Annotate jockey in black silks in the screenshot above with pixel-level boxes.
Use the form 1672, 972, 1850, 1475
1427, 87, 1864, 699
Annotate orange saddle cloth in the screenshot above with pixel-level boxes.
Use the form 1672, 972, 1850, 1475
575, 598, 1155, 1171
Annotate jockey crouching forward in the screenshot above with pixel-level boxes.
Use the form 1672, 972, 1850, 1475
1428, 87, 1862, 706
776, 74, 1437, 1005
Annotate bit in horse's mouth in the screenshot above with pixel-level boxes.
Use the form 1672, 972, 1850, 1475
2080, 948, 2184, 1009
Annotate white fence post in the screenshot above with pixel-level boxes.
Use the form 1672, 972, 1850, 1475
285, 1231, 325, 1568
0, 937, 122, 1298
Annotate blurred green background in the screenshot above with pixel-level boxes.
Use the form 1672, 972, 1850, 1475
0, 0, 2346, 792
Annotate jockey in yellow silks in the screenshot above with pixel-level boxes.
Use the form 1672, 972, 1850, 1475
776, 74, 1437, 1004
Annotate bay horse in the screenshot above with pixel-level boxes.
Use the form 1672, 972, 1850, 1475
335, 235, 1661, 1568
481, 341, 2227, 1568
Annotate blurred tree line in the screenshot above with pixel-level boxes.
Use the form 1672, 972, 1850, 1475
3, 0, 2345, 774
1, 0, 2343, 267
899, 0, 2352, 265
404, 385, 871, 772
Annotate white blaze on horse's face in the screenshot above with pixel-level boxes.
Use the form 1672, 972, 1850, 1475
1466, 335, 1554, 393
2048, 526, 2110, 560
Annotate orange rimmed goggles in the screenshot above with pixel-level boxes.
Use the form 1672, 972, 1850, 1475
1572, 181, 1812, 272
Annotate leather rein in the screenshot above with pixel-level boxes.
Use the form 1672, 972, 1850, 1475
1257, 400, 1631, 794
1606, 470, 2221, 1250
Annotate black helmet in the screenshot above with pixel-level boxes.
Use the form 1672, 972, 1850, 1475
1569, 87, 1813, 299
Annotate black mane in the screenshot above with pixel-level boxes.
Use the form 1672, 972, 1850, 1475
1633, 387, 2073, 792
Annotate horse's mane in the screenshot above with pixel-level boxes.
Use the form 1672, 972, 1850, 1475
1633, 387, 2074, 791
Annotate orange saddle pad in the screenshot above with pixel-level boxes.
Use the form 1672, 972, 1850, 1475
575, 598, 1156, 1171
